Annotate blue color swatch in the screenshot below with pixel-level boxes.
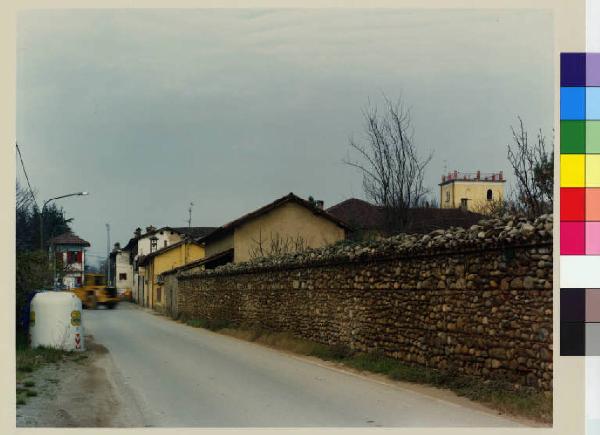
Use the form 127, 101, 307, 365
561, 87, 586, 120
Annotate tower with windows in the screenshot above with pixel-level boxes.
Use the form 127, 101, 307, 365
439, 170, 506, 211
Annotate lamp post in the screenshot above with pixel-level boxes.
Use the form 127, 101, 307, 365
41, 191, 89, 290
40, 191, 89, 250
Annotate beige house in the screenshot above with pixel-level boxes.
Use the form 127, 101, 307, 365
195, 193, 350, 268
439, 170, 506, 211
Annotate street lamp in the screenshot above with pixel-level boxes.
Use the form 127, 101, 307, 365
39, 191, 89, 250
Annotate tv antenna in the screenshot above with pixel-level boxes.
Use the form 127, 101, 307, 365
187, 202, 194, 228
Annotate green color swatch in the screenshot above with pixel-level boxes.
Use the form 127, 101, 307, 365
561, 120, 586, 154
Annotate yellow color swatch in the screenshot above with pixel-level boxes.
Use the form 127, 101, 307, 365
561, 154, 585, 187
587, 155, 600, 187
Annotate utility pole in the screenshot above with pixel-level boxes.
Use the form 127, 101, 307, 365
187, 202, 194, 228
106, 223, 111, 286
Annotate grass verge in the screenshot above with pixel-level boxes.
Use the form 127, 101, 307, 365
15, 330, 75, 406
186, 319, 552, 424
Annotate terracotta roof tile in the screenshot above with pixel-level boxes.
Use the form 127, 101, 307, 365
197, 193, 351, 243
327, 198, 484, 235
48, 232, 91, 247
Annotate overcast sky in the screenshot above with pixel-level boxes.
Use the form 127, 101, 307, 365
17, 9, 553, 263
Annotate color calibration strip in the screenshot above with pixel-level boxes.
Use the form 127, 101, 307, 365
560, 288, 600, 355
561, 53, 600, 356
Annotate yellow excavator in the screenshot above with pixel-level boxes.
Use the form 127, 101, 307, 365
70, 273, 119, 309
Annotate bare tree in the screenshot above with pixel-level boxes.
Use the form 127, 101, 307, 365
344, 95, 432, 233
249, 229, 308, 260
16, 181, 35, 211
507, 117, 553, 218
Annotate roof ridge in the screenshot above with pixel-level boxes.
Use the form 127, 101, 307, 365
195, 192, 351, 243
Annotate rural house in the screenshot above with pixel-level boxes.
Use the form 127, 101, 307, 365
137, 239, 207, 312
109, 242, 134, 298
194, 193, 350, 269
48, 232, 90, 289
123, 225, 215, 305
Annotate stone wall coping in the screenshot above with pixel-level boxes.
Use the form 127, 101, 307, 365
179, 240, 551, 280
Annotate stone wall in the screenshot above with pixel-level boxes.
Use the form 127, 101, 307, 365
163, 273, 180, 318
177, 215, 553, 391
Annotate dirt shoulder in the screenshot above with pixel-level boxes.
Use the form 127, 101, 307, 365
17, 335, 145, 427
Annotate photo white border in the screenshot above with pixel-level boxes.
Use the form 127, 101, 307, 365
0, 1, 586, 434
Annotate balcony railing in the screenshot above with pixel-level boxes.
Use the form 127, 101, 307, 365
441, 170, 504, 183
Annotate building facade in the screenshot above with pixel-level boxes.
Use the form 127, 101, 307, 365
121, 225, 215, 305
439, 170, 506, 211
109, 244, 134, 297
131, 226, 184, 306
48, 232, 90, 289
197, 193, 350, 268
138, 240, 206, 312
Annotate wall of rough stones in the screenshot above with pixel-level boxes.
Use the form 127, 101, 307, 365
177, 215, 553, 391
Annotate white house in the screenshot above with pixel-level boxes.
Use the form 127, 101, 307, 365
109, 243, 134, 297
48, 232, 90, 289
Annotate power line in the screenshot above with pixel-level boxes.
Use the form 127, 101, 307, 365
15, 142, 38, 207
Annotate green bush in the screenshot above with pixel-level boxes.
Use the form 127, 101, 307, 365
310, 343, 354, 361
206, 318, 231, 331
186, 317, 231, 331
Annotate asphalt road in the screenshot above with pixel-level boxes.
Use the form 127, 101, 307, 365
83, 303, 523, 427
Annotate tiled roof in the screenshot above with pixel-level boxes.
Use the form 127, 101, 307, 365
326, 198, 386, 231
327, 198, 484, 235
48, 232, 91, 247
137, 239, 203, 266
404, 207, 485, 234
121, 226, 216, 252
196, 193, 351, 244
170, 227, 217, 239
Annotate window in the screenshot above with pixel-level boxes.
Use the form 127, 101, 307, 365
150, 237, 158, 252
487, 189, 493, 201
68, 251, 79, 264
119, 273, 127, 281
156, 287, 162, 302
164, 240, 168, 248
445, 191, 450, 203
460, 198, 468, 209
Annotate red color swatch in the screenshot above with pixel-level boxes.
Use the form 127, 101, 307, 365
561, 187, 586, 221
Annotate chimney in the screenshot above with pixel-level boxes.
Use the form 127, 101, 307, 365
113, 242, 121, 251
476, 170, 480, 180
134, 227, 142, 237
145, 225, 156, 233
499, 171, 503, 181
316, 200, 324, 209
